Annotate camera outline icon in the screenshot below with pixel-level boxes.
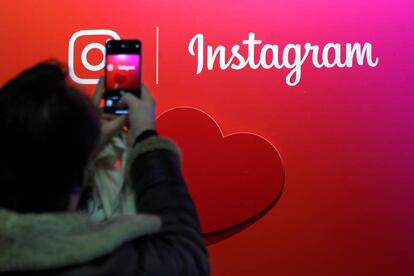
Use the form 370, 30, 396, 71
68, 29, 120, 85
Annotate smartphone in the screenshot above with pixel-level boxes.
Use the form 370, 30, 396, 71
104, 39, 142, 115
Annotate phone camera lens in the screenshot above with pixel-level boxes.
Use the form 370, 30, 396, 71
135, 44, 139, 48
121, 44, 126, 48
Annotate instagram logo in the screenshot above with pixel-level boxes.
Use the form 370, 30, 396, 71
68, 29, 120, 84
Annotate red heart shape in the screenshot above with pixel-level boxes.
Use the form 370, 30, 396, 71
157, 107, 284, 241
114, 73, 127, 88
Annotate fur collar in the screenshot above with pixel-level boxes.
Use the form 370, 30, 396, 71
0, 208, 161, 272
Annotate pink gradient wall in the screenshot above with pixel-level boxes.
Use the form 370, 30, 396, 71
1, 0, 414, 275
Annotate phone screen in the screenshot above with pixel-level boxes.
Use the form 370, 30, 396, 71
104, 40, 141, 115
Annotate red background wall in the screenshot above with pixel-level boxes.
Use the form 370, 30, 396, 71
1, 1, 414, 275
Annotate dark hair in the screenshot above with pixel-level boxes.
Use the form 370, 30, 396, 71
0, 62, 101, 213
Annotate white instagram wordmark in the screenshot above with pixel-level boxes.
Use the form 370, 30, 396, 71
118, 65, 136, 71
188, 33, 379, 87
68, 29, 120, 85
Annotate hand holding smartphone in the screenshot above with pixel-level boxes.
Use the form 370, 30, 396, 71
104, 39, 142, 115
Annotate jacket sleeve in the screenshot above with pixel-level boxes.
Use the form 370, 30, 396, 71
125, 135, 210, 276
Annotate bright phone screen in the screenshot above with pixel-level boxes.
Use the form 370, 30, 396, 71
104, 39, 141, 115
106, 54, 140, 90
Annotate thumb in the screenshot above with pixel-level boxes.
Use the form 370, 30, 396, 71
140, 84, 154, 103
92, 77, 105, 106
102, 115, 128, 137
119, 92, 138, 107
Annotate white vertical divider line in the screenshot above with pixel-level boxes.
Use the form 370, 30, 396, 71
156, 26, 159, 85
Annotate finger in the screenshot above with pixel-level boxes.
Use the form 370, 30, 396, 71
140, 84, 154, 102
101, 113, 117, 121
119, 92, 137, 107
92, 77, 105, 106
102, 115, 128, 137
119, 85, 153, 104
107, 115, 128, 131
115, 100, 128, 108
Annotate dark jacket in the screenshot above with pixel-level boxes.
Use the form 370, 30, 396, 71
0, 135, 210, 275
